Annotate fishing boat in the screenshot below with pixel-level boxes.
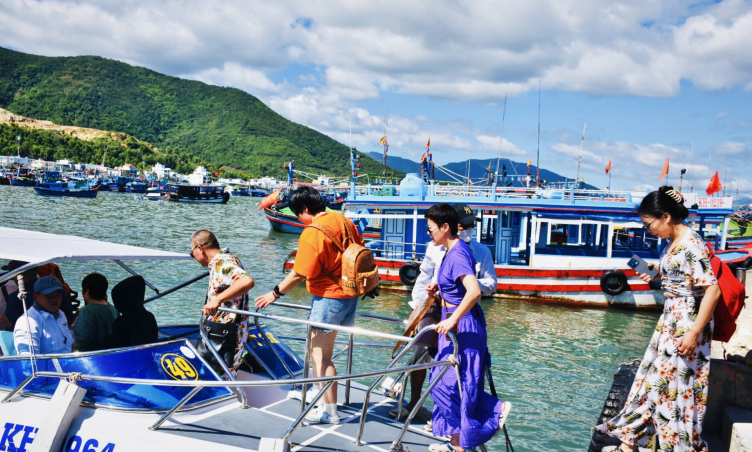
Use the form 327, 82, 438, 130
264, 204, 381, 239
230, 183, 251, 197
34, 184, 99, 198
126, 181, 148, 193
166, 184, 230, 203
249, 185, 268, 197
8, 168, 36, 187
0, 228, 466, 452
34, 172, 100, 198
282, 173, 737, 310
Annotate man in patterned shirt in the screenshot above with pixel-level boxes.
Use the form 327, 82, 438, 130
191, 229, 255, 377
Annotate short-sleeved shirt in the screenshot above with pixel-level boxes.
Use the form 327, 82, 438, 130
437, 240, 477, 306
207, 249, 250, 324
73, 303, 119, 352
293, 212, 365, 299
660, 229, 718, 307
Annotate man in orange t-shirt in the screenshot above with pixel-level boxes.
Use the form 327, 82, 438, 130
255, 186, 364, 425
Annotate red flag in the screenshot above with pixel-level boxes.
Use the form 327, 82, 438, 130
658, 157, 669, 181
605, 161, 611, 174
258, 187, 283, 210
706, 171, 723, 196
425, 138, 430, 149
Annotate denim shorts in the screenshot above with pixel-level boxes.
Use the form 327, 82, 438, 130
308, 296, 359, 333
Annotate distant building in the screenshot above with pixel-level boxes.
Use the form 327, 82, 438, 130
0, 156, 31, 167
152, 162, 172, 179
188, 166, 211, 185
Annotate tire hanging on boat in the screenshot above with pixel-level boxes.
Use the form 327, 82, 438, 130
600, 270, 629, 296
398, 261, 421, 286
587, 360, 640, 452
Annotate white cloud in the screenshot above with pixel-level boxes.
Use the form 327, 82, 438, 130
713, 142, 746, 155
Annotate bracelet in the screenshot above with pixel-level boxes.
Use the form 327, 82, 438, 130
273, 285, 284, 298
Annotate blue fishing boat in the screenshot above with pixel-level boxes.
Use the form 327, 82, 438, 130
126, 180, 148, 193
9, 168, 36, 187
166, 184, 230, 203
34, 178, 99, 198
0, 227, 463, 452
282, 149, 738, 310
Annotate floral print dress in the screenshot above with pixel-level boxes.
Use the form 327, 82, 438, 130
594, 229, 717, 452
206, 248, 250, 377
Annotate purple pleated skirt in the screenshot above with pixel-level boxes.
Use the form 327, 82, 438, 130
430, 304, 503, 449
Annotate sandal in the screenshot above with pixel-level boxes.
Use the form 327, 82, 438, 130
428, 442, 476, 452
492, 402, 512, 438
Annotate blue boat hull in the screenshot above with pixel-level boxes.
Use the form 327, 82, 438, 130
34, 187, 98, 198
264, 207, 305, 234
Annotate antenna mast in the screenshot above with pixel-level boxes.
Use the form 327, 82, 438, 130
495, 93, 507, 184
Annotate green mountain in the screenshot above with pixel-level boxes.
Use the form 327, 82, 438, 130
0, 47, 402, 179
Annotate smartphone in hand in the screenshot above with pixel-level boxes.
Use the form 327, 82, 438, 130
627, 254, 659, 280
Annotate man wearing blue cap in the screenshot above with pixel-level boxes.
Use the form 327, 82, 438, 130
13, 275, 73, 355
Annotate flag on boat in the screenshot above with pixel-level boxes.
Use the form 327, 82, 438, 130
380, 136, 387, 145
420, 153, 426, 162
425, 138, 430, 149
659, 157, 669, 181
605, 161, 611, 174
258, 187, 283, 210
706, 171, 723, 196
527, 159, 531, 167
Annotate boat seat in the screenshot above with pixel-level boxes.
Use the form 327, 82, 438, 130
0, 330, 17, 356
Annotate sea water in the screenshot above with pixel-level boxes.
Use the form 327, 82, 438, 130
0, 187, 660, 452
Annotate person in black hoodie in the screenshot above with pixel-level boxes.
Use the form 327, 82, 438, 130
110, 276, 158, 348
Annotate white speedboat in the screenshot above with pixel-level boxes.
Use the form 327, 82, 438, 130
0, 228, 471, 452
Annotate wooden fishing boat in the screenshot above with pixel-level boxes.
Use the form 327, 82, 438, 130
166, 184, 230, 204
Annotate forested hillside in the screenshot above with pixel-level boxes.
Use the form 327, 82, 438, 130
0, 47, 401, 179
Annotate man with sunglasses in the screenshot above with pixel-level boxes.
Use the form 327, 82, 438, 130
191, 229, 255, 377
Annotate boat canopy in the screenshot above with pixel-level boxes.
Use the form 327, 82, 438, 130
0, 227, 191, 265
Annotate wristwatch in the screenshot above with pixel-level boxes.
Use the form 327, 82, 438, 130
273, 285, 284, 298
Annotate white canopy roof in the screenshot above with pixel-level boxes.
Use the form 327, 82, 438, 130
0, 227, 191, 265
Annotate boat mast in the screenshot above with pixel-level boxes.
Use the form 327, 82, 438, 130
536, 81, 541, 187
575, 123, 586, 189
495, 93, 507, 185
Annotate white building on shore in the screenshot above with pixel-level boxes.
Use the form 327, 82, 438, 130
188, 166, 211, 185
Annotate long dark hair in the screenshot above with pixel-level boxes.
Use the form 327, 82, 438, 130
638, 186, 689, 222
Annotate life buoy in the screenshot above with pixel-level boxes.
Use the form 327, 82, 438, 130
398, 262, 421, 286
600, 270, 629, 296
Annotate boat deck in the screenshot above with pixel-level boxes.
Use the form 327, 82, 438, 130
162, 383, 436, 451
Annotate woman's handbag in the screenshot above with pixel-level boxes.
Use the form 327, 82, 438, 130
392, 296, 440, 358
196, 318, 239, 373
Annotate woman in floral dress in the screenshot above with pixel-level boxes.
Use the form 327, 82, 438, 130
594, 186, 721, 452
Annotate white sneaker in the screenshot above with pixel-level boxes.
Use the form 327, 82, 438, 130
304, 408, 341, 425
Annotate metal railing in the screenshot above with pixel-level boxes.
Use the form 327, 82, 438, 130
1, 307, 458, 451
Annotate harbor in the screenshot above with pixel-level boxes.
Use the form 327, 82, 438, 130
0, 186, 665, 451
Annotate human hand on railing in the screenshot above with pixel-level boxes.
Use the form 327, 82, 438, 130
425, 282, 438, 297
254, 292, 277, 310
435, 316, 457, 336
202, 297, 222, 316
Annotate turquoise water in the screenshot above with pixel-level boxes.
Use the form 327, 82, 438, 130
0, 187, 660, 451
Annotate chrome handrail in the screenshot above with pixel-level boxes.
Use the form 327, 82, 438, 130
197, 316, 248, 409
355, 324, 459, 446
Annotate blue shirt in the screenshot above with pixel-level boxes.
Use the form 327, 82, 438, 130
437, 240, 477, 305
13, 304, 73, 355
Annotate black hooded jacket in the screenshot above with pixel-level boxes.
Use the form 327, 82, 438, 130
110, 276, 158, 348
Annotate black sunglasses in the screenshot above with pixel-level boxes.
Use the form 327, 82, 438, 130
190, 244, 202, 259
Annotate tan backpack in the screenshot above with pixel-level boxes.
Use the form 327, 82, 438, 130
305, 218, 380, 297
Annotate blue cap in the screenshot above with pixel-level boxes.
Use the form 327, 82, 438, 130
34, 275, 64, 295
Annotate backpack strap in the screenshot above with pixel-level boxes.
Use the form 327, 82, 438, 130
305, 222, 345, 284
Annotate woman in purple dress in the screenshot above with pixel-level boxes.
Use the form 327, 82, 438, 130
424, 203, 511, 452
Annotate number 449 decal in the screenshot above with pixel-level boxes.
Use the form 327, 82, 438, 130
160, 353, 198, 380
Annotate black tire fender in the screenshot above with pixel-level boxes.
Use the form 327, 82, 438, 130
600, 270, 629, 296
398, 261, 421, 286
587, 360, 640, 452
